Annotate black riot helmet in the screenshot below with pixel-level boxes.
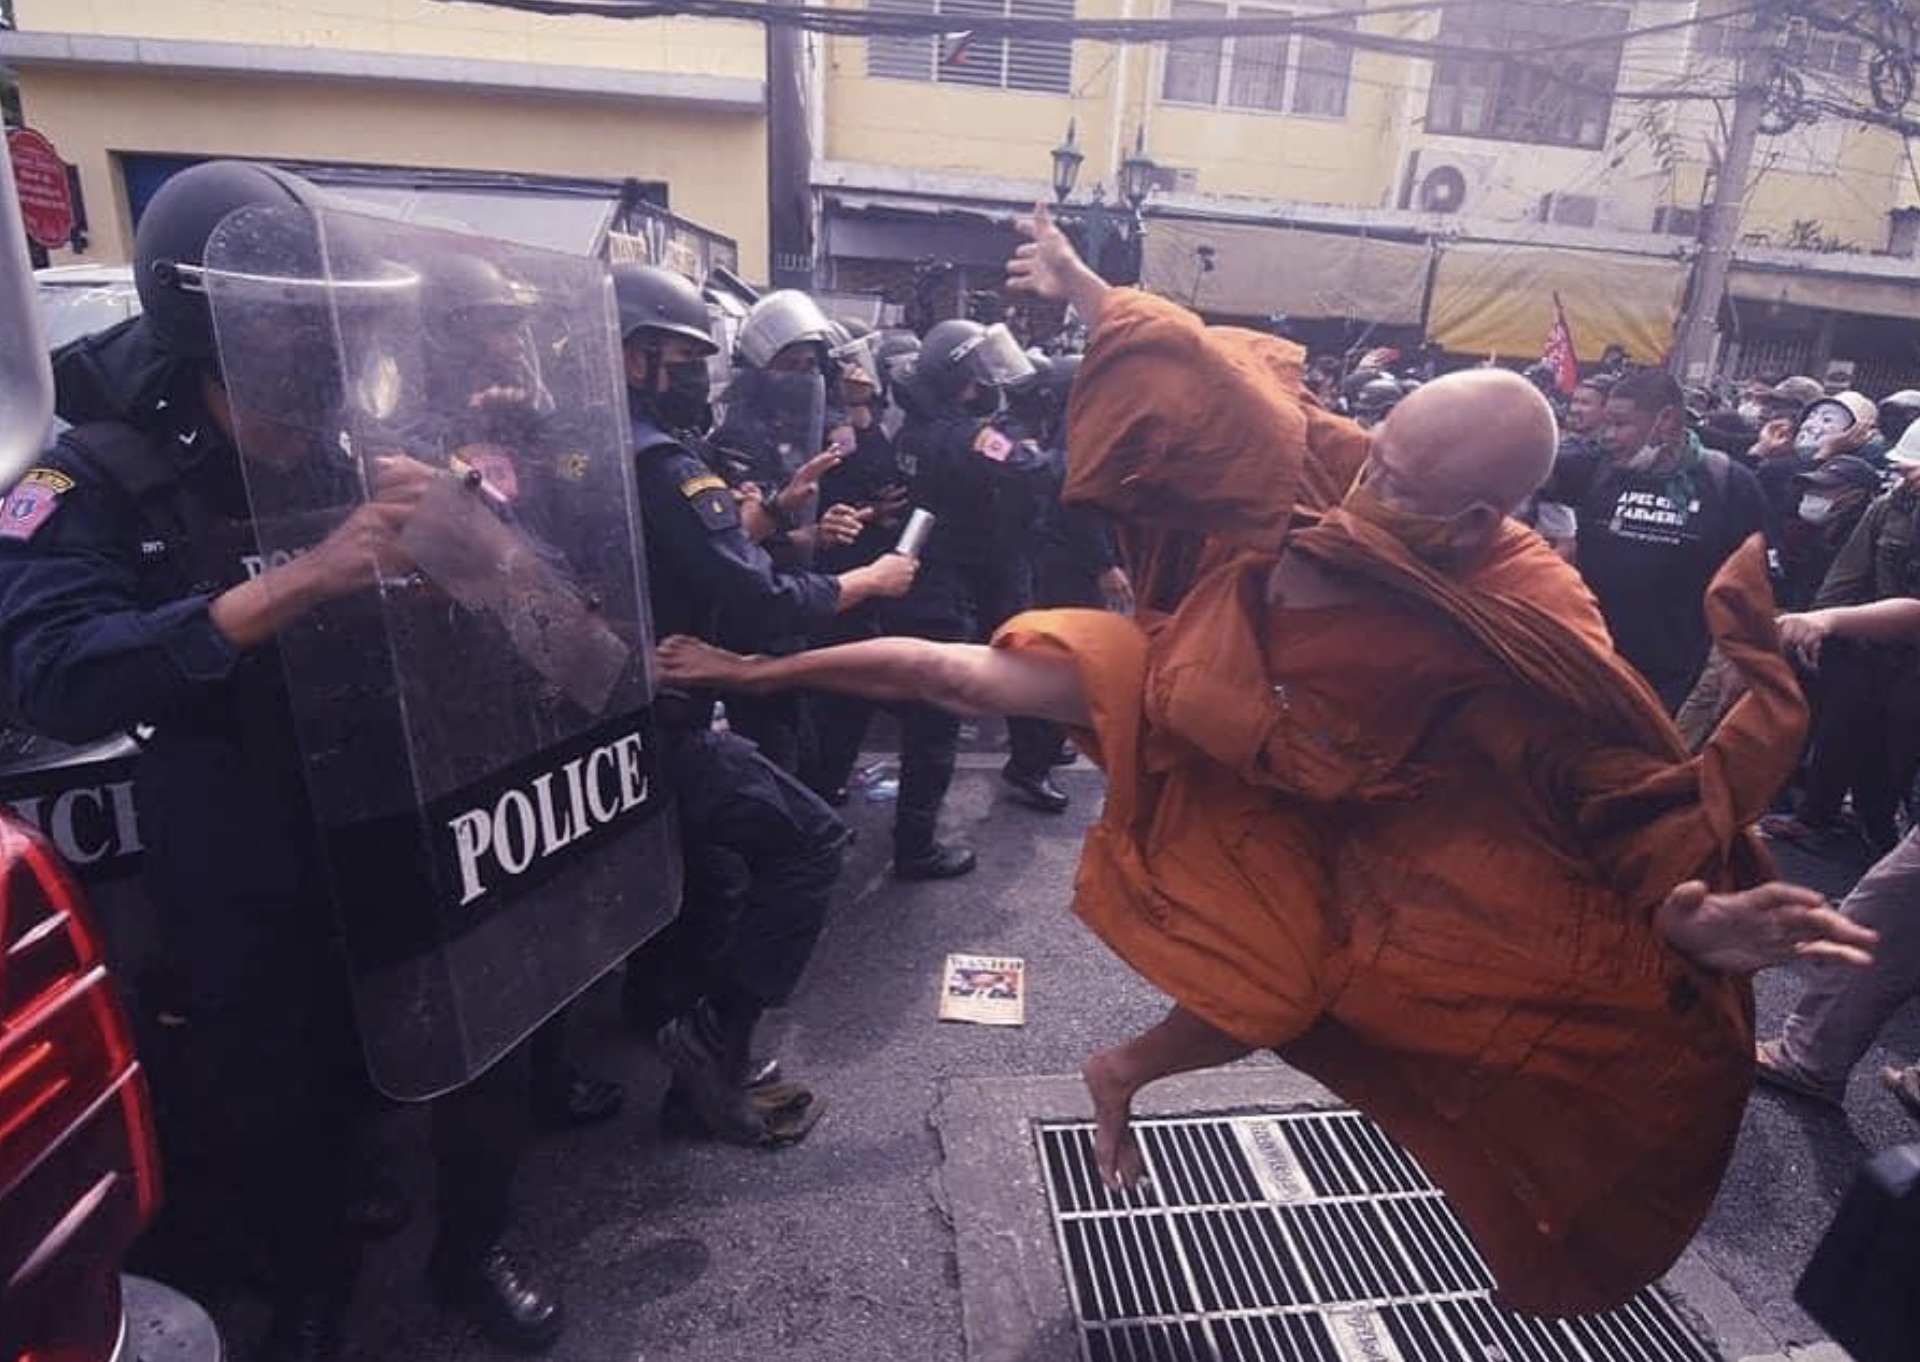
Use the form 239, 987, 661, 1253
418, 251, 545, 413
611, 264, 718, 354
1006, 351, 1083, 445
134, 159, 330, 360
910, 319, 1036, 410
422, 252, 537, 330
612, 263, 719, 432
1351, 373, 1404, 423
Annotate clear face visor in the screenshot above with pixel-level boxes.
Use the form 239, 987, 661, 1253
831, 332, 879, 389
881, 346, 921, 388
961, 323, 1037, 390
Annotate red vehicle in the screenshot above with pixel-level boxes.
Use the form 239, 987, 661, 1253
0, 800, 218, 1362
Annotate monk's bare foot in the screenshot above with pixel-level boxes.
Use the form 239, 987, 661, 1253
1083, 1049, 1147, 1191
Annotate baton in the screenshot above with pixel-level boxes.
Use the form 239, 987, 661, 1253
895, 508, 935, 559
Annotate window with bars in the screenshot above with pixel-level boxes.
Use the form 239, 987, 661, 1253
1160, 1, 1354, 118
867, 0, 1074, 95
1425, 0, 1627, 149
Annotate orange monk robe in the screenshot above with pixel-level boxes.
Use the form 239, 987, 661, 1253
995, 289, 1806, 1316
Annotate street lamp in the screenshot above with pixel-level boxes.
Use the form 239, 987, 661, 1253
1117, 126, 1156, 214
1047, 119, 1155, 285
1050, 119, 1085, 205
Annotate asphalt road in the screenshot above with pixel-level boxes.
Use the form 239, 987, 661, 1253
284, 741, 1913, 1362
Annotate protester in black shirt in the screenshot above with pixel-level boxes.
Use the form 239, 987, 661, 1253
1541, 368, 1771, 710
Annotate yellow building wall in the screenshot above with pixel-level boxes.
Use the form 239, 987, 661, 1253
1140, 7, 1422, 208
823, 4, 1452, 212
1738, 125, 1910, 252
16, 0, 765, 81
822, 33, 1076, 186
1144, 45, 1406, 206
15, 66, 770, 271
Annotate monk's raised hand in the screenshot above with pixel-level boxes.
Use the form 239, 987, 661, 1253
1008, 201, 1081, 301
1654, 879, 1877, 975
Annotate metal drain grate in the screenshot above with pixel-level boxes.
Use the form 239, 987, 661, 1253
1038, 1109, 1721, 1362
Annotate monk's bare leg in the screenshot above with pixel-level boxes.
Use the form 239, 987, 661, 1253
1084, 1005, 1252, 1189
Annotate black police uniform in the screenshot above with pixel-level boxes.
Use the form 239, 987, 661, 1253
890, 408, 1059, 845
801, 419, 903, 803
619, 405, 848, 1081
0, 375, 364, 1317
704, 372, 831, 772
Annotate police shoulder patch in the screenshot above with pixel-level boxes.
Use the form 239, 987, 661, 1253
680, 474, 739, 531
972, 427, 1015, 463
0, 468, 74, 542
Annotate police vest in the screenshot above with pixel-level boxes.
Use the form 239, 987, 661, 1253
58, 421, 259, 604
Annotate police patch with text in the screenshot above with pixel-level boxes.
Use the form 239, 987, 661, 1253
428, 710, 665, 915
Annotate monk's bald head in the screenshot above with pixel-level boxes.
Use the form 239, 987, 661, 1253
1371, 370, 1558, 517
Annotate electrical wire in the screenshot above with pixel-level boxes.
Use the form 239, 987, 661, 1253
430, 0, 1770, 69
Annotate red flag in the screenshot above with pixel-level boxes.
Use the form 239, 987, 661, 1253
1542, 293, 1579, 395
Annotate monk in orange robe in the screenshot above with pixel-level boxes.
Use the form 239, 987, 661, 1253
654, 208, 1872, 1316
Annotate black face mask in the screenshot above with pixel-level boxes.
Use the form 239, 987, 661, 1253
654, 358, 712, 432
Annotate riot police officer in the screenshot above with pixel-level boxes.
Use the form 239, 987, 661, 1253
886, 319, 1067, 881
612, 263, 912, 1141
0, 162, 433, 1362
800, 323, 912, 806
1013, 352, 1132, 616
705, 288, 849, 768
3, 165, 595, 1360
1008, 351, 1131, 769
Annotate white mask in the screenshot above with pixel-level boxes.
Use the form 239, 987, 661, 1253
1737, 402, 1764, 423
1627, 443, 1664, 471
1797, 493, 1835, 525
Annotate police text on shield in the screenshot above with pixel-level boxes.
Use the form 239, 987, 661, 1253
446, 727, 650, 907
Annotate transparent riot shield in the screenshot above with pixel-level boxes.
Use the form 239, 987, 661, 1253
204, 205, 680, 1099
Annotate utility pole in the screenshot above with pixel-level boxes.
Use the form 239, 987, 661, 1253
1671, 23, 1768, 384
765, 0, 815, 289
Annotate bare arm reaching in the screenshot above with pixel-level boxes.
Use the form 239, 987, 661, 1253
1778, 598, 1920, 669
655, 633, 1091, 727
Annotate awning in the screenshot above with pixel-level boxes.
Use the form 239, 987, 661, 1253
1727, 265, 1920, 321
1139, 217, 1432, 325
1426, 243, 1689, 363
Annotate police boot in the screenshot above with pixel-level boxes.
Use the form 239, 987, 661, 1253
429, 1243, 564, 1353
660, 1075, 825, 1148
1001, 761, 1069, 814
893, 841, 977, 880
654, 997, 768, 1144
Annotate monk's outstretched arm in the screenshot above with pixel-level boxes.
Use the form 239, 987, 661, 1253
655, 634, 1091, 727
